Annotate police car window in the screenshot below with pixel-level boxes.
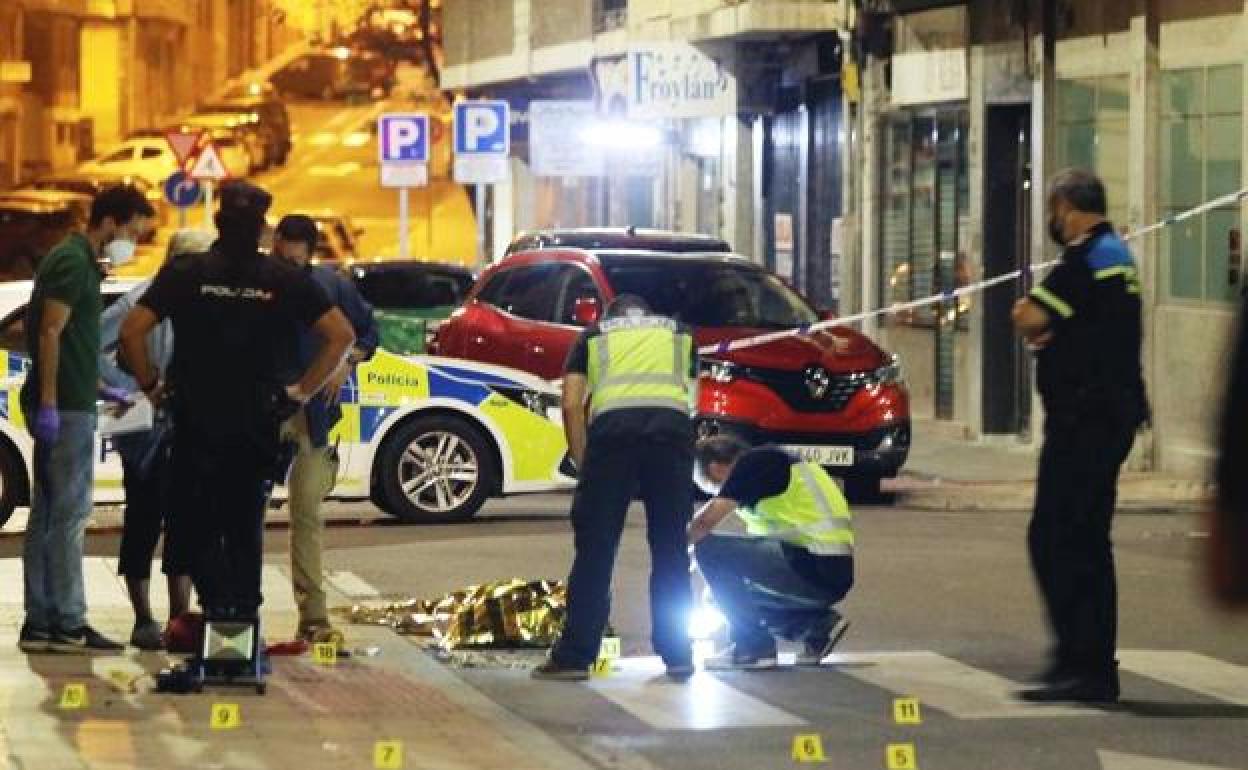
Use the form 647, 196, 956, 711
141, 147, 164, 159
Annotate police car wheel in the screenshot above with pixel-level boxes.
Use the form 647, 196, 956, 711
377, 415, 497, 523
0, 439, 28, 529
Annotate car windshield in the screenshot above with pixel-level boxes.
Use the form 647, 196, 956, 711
599, 257, 818, 329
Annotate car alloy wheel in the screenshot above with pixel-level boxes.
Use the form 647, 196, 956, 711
397, 430, 480, 514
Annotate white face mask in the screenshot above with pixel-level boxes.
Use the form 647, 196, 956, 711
103, 237, 137, 267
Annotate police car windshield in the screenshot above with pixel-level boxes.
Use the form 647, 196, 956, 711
599, 257, 818, 329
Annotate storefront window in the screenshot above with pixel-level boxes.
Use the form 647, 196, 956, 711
1055, 77, 1129, 228
1160, 64, 1243, 303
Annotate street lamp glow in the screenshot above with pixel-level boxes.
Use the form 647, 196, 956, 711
580, 120, 662, 150
332, 46, 351, 60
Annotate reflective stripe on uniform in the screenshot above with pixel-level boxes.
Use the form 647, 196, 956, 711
587, 317, 693, 419
745, 462, 855, 554
1030, 286, 1074, 319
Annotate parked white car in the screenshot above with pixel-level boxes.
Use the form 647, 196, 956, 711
78, 139, 179, 189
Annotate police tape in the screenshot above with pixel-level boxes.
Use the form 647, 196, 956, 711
698, 187, 1248, 357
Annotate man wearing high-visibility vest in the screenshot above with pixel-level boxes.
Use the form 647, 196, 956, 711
689, 435, 853, 670
533, 295, 698, 681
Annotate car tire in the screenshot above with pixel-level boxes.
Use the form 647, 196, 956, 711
0, 438, 30, 530
842, 474, 882, 504
375, 415, 498, 524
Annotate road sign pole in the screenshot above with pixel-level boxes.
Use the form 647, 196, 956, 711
398, 186, 410, 261
475, 184, 486, 264
203, 180, 214, 229
178, 207, 187, 229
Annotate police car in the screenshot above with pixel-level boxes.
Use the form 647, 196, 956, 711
0, 279, 575, 527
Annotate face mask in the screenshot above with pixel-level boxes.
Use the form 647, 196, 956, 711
103, 237, 137, 267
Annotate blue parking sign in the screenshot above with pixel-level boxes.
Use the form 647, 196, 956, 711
378, 113, 430, 163
453, 101, 509, 156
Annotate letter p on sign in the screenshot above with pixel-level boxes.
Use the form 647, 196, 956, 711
454, 101, 509, 155
378, 114, 430, 163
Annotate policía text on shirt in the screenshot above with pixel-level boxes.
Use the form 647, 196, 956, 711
199, 285, 275, 301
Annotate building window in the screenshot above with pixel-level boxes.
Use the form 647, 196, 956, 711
1160, 65, 1243, 303
1055, 77, 1129, 228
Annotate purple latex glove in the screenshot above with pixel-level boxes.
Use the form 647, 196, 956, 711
99, 385, 134, 405
33, 406, 59, 444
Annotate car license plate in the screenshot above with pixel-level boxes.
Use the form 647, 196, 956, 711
784, 445, 855, 466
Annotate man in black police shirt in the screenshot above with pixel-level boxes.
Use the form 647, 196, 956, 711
1012, 168, 1149, 703
120, 181, 354, 630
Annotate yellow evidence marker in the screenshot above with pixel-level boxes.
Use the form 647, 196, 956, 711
893, 697, 922, 725
59, 683, 87, 710
599, 636, 622, 660
374, 740, 404, 769
886, 743, 918, 769
313, 642, 339, 665
791, 733, 827, 763
590, 658, 612, 678
210, 703, 242, 730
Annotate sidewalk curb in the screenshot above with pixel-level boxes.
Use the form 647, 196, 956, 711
0, 512, 392, 539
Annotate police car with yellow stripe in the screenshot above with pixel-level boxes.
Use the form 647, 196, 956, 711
0, 279, 575, 527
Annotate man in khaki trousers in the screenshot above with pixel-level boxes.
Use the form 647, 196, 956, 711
273, 215, 379, 641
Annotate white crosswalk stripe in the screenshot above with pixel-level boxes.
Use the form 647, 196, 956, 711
1118, 650, 1248, 706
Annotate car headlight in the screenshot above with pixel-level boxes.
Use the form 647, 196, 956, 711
496, 387, 561, 418
699, 359, 741, 384
870, 353, 903, 387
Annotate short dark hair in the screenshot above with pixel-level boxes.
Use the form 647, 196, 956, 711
695, 435, 751, 476
89, 184, 155, 228
1049, 168, 1108, 216
275, 214, 320, 252
605, 293, 651, 319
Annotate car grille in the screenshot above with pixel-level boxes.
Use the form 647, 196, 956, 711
743, 367, 872, 413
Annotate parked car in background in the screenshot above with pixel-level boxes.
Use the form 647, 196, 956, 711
433, 246, 911, 498
0, 190, 91, 280
178, 111, 270, 171
77, 138, 179, 188
345, 261, 475, 354
198, 95, 292, 167
504, 227, 731, 257
24, 172, 164, 238
269, 50, 373, 101
307, 212, 363, 264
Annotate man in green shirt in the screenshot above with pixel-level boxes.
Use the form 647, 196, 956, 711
19, 184, 155, 654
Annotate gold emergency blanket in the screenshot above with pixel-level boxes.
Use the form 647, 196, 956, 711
337, 579, 566, 650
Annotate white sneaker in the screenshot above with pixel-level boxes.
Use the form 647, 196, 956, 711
703, 644, 778, 671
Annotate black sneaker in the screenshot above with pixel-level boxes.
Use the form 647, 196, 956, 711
1016, 676, 1120, 704
18, 624, 51, 654
703, 644, 779, 671
796, 613, 851, 666
530, 658, 589, 681
49, 625, 125, 654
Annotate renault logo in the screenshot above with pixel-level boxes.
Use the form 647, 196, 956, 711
803, 366, 831, 399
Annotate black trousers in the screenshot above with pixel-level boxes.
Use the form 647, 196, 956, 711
117, 431, 191, 580
169, 429, 271, 616
552, 434, 694, 668
1029, 409, 1136, 679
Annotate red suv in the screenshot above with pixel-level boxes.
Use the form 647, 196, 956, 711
431, 246, 910, 496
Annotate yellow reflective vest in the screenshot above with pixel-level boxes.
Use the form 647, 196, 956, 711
737, 462, 855, 556
585, 315, 695, 420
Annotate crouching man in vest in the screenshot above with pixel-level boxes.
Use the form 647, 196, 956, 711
689, 436, 854, 670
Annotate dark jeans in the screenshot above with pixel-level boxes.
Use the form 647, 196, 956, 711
170, 430, 271, 616
1029, 409, 1136, 680
552, 434, 694, 668
696, 534, 852, 654
116, 428, 190, 580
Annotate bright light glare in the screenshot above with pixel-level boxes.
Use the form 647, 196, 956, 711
580, 120, 662, 150
690, 119, 722, 158
332, 46, 351, 60
688, 605, 726, 640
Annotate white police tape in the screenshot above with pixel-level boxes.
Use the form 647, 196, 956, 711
699, 187, 1248, 357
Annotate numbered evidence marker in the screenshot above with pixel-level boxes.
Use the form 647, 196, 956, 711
893, 697, 922, 725
313, 642, 339, 665
59, 683, 88, 710
599, 636, 621, 660
791, 734, 828, 763
374, 740, 404, 769
210, 703, 242, 730
886, 743, 918, 770
590, 658, 613, 678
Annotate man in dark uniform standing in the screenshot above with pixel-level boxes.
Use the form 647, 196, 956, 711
1012, 168, 1149, 703
120, 181, 354, 649
533, 295, 697, 681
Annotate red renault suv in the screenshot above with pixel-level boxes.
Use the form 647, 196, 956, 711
431, 245, 910, 496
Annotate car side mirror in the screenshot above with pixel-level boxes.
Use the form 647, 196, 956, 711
572, 296, 601, 326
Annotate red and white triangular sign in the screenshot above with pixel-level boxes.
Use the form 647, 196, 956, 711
165, 130, 202, 167
189, 143, 230, 181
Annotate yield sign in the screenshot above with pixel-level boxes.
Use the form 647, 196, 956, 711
189, 143, 230, 181
165, 130, 202, 168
